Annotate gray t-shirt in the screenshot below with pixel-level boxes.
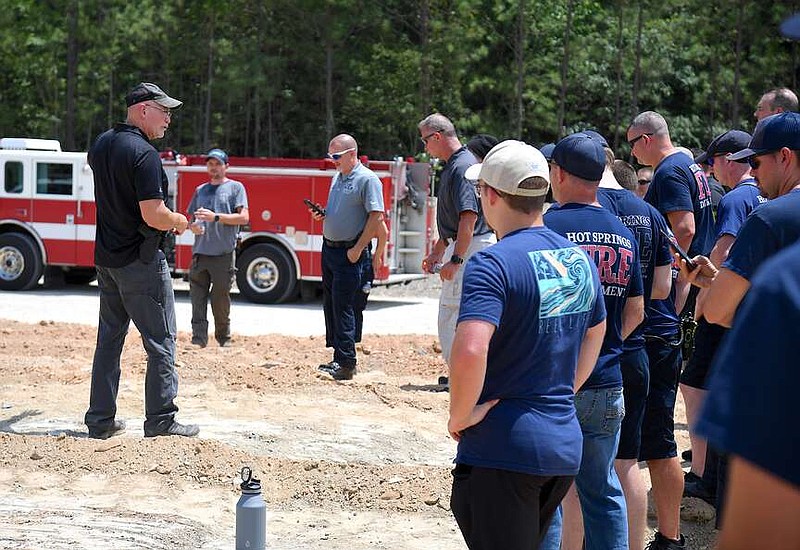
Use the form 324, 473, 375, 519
323, 163, 385, 241
188, 179, 248, 256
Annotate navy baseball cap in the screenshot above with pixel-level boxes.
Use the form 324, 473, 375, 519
695, 130, 752, 164
539, 143, 556, 161
582, 129, 609, 148
206, 148, 229, 164
125, 82, 183, 108
551, 133, 606, 181
781, 12, 800, 39
728, 112, 800, 161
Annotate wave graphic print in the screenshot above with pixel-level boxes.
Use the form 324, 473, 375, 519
530, 247, 596, 318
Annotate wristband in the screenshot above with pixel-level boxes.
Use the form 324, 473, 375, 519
450, 254, 464, 265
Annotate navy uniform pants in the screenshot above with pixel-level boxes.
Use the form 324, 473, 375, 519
321, 243, 372, 367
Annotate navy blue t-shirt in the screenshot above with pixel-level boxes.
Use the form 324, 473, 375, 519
456, 226, 606, 476
645, 152, 715, 257
714, 179, 767, 239
436, 146, 490, 241
598, 188, 673, 351
697, 240, 800, 487
545, 203, 644, 389
723, 188, 800, 281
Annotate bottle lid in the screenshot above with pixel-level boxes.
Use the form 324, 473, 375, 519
240, 466, 262, 493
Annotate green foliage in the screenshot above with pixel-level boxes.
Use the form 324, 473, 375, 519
0, 0, 797, 163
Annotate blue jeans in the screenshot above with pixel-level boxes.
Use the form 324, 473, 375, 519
85, 251, 179, 434
541, 386, 628, 550
322, 244, 371, 367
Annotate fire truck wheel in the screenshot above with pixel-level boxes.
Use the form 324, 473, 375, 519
0, 232, 44, 291
236, 243, 297, 304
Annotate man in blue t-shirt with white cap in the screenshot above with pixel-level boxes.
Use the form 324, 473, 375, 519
448, 140, 606, 550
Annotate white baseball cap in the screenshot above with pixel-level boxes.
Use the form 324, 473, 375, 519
464, 140, 550, 196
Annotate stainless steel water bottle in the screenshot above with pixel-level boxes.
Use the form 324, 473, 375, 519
236, 466, 266, 550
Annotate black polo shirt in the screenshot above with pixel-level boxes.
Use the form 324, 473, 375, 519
89, 123, 169, 267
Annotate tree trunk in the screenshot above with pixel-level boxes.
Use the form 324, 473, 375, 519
556, 0, 575, 139
418, 0, 431, 115
203, 22, 214, 151
731, 0, 745, 127
514, 0, 526, 138
631, 1, 644, 117
65, 0, 79, 151
612, 0, 624, 150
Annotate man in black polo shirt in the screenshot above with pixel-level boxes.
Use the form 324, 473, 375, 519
85, 82, 199, 439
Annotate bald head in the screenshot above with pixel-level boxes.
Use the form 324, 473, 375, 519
329, 133, 357, 152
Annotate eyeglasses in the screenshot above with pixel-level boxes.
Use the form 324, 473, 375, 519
420, 131, 438, 145
146, 103, 172, 119
637, 179, 651, 185
707, 155, 723, 167
326, 147, 355, 160
628, 133, 652, 147
747, 151, 777, 169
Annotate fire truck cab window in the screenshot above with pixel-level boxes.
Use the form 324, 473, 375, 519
4, 161, 23, 194
36, 163, 73, 196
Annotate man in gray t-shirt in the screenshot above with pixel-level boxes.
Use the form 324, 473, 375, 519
187, 148, 249, 347
308, 134, 386, 381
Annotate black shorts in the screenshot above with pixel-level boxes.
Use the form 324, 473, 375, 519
450, 464, 573, 550
680, 319, 727, 389
617, 347, 649, 460
639, 335, 682, 461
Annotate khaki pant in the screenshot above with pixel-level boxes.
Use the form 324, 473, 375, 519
438, 233, 496, 364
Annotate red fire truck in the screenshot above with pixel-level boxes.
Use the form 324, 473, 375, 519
0, 138, 435, 303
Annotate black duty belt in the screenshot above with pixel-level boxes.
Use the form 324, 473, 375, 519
324, 237, 359, 249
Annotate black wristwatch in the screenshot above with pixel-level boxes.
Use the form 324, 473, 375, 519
214, 214, 220, 222
450, 254, 464, 265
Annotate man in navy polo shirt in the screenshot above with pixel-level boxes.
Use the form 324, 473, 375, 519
541, 133, 644, 550
448, 140, 606, 550
698, 112, 800, 328
85, 82, 199, 439
418, 113, 495, 382
628, 111, 715, 314
680, 130, 766, 494
594, 131, 674, 550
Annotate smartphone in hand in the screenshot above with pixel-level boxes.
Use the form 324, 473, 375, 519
303, 198, 326, 217
660, 229, 697, 269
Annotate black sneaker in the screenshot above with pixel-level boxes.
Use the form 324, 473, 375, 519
321, 362, 356, 381
145, 421, 200, 438
645, 532, 686, 550
318, 361, 337, 373
191, 338, 207, 348
88, 419, 126, 440
681, 449, 692, 462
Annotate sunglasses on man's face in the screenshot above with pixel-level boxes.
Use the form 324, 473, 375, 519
747, 151, 778, 169
628, 133, 652, 147
326, 147, 355, 161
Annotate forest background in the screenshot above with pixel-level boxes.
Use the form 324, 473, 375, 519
2, 0, 799, 162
